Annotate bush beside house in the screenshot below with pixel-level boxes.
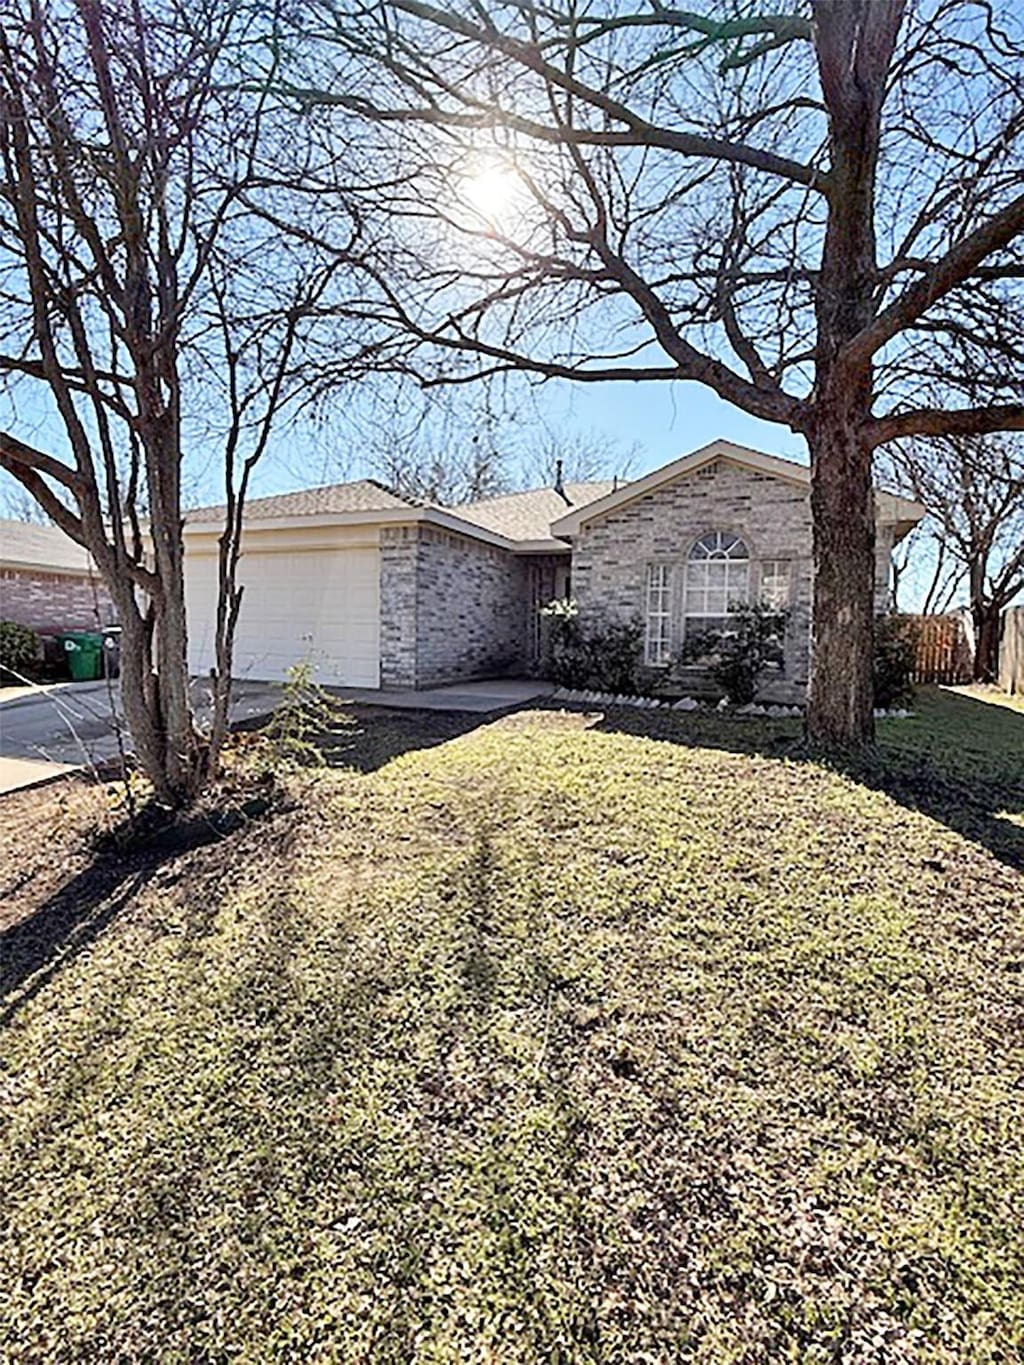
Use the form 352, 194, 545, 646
0, 619, 40, 681
874, 614, 919, 709
541, 598, 646, 695
676, 601, 788, 705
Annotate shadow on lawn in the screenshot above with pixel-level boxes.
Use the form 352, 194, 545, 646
0, 707, 491, 1027
239, 702, 490, 775
593, 687, 1024, 875
5, 689, 1017, 1030
0, 798, 271, 1027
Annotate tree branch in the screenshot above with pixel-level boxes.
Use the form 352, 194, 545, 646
0, 429, 83, 491
845, 191, 1024, 368
335, 0, 829, 190
870, 404, 1024, 445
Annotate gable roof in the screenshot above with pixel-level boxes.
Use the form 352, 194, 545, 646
183, 475, 610, 551
186, 478, 413, 524
0, 518, 95, 575
452, 481, 615, 543
549, 439, 926, 540
181, 439, 926, 551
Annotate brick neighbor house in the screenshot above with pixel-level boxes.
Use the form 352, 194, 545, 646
1, 519, 116, 637
182, 439, 925, 704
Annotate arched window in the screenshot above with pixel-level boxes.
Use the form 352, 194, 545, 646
684, 531, 749, 637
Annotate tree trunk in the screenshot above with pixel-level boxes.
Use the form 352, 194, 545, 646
972, 602, 1001, 682
107, 571, 207, 807
135, 395, 206, 804
153, 564, 204, 800
806, 416, 877, 747
803, 3, 904, 748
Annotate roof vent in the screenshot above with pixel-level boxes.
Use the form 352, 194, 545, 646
554, 458, 569, 504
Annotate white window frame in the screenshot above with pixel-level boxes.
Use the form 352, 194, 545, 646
683, 532, 750, 641
644, 562, 672, 666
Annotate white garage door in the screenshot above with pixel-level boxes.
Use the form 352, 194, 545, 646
185, 544, 380, 688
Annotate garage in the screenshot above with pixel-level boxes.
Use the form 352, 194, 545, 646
180, 474, 538, 693
184, 536, 381, 688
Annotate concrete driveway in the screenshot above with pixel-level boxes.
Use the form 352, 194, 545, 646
0, 679, 284, 792
0, 675, 555, 793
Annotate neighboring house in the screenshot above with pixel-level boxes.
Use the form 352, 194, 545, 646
183, 439, 925, 701
0, 519, 115, 634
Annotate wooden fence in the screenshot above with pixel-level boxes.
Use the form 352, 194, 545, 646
999, 607, 1024, 695
901, 613, 974, 686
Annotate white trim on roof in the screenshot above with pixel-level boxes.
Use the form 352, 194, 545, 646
508, 538, 573, 555
0, 556, 97, 578
182, 503, 526, 553
874, 489, 929, 533
549, 438, 925, 539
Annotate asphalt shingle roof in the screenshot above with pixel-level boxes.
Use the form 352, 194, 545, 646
186, 478, 413, 523
450, 482, 615, 542
0, 519, 94, 574
186, 476, 615, 544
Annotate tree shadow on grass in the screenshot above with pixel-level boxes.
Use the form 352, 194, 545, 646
1, 706, 493, 1029
0, 797, 272, 1027
237, 702, 491, 775
588, 688, 1024, 876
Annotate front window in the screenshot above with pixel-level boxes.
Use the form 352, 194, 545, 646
644, 563, 672, 665
684, 531, 749, 638
760, 559, 790, 610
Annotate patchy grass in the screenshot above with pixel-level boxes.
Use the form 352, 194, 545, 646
1, 690, 1023, 1361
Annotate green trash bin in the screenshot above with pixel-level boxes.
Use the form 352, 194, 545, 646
59, 631, 104, 681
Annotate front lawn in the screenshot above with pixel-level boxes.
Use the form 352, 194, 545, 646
1, 689, 1022, 1361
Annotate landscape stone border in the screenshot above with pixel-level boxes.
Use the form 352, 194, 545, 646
549, 687, 913, 720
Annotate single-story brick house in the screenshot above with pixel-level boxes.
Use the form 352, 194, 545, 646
183, 439, 925, 701
0, 519, 116, 635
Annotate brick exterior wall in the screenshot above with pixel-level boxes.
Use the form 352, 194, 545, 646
379, 526, 530, 687
378, 527, 420, 687
570, 457, 894, 702
0, 567, 116, 635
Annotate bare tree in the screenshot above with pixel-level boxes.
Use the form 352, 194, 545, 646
0, 478, 49, 524
353, 391, 513, 503
517, 428, 640, 491
357, 391, 640, 504
887, 433, 1024, 680
0, 0, 355, 804
282, 0, 1024, 746
889, 522, 964, 616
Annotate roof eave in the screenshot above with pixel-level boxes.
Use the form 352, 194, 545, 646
0, 558, 95, 577
182, 503, 523, 552
509, 538, 572, 555
550, 440, 930, 540
549, 439, 805, 537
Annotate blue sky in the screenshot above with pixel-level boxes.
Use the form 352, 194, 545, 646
533, 378, 808, 475
235, 375, 810, 503
1, 369, 807, 511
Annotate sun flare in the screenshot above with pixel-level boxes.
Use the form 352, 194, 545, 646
461, 160, 521, 223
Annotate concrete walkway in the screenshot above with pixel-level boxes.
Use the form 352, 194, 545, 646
0, 754, 80, 796
327, 679, 555, 714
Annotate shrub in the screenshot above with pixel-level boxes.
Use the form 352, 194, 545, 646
676, 601, 788, 705
540, 598, 645, 694
256, 660, 351, 769
0, 620, 40, 681
874, 614, 918, 709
